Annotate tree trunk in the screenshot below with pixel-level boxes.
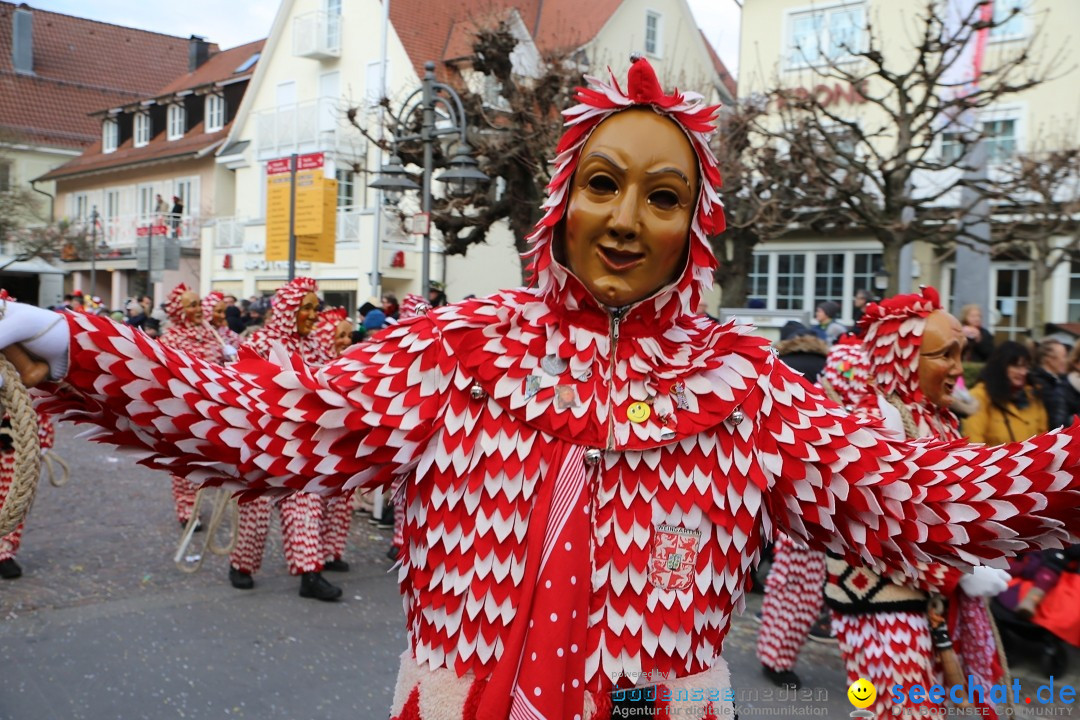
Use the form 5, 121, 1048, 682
717, 234, 756, 308
878, 236, 904, 298
1031, 262, 1049, 339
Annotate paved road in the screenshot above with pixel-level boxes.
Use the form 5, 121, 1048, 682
1, 425, 1077, 719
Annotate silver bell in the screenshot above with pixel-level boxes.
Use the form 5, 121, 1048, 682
727, 407, 745, 426
584, 448, 602, 466
470, 383, 486, 400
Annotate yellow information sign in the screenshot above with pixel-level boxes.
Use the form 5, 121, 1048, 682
264, 152, 336, 264
295, 178, 337, 264
265, 173, 292, 261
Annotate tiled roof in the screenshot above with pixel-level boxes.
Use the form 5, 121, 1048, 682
38, 39, 263, 181
700, 30, 737, 99
0, 2, 198, 149
390, 0, 624, 79
36, 120, 229, 181
153, 39, 264, 99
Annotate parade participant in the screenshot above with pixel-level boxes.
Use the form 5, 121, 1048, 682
755, 327, 831, 687
828, 288, 1009, 719
224, 278, 340, 601
313, 307, 355, 572
202, 291, 242, 350
4, 58, 1080, 720
819, 332, 871, 410
157, 284, 235, 529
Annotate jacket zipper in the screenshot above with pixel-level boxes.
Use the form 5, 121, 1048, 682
605, 311, 622, 451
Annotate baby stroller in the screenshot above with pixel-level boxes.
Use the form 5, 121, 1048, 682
991, 547, 1080, 677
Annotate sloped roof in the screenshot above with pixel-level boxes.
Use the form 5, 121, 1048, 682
0, 2, 198, 149
700, 30, 737, 100
153, 39, 264, 99
38, 41, 263, 181
390, 0, 621, 78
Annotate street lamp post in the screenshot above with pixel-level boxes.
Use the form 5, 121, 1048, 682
370, 61, 489, 294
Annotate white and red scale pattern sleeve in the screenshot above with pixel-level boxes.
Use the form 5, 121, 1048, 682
41, 312, 455, 496
755, 359, 1080, 576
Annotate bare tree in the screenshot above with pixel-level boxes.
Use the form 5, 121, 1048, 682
349, 21, 583, 283
976, 146, 1080, 331
766, 0, 1067, 296
711, 99, 841, 307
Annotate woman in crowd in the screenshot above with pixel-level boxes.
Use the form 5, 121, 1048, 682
964, 340, 1048, 445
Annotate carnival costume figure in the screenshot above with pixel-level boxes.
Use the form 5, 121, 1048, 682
225, 278, 341, 600
2, 59, 1080, 719
827, 288, 1009, 718
203, 291, 242, 350
158, 284, 234, 529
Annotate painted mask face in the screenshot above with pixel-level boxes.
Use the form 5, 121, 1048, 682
562, 107, 699, 308
295, 292, 320, 336
333, 320, 354, 356
181, 291, 201, 325
211, 301, 227, 328
917, 310, 965, 408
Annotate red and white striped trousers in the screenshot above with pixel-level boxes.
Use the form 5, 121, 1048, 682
755, 533, 826, 672
229, 492, 325, 575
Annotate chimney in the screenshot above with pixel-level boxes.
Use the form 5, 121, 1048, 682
188, 35, 210, 71
12, 6, 33, 75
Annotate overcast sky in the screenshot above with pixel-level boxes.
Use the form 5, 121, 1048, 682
28, 0, 742, 76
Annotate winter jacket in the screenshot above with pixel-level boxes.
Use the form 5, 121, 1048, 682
963, 384, 1048, 445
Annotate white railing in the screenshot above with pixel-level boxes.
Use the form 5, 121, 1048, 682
253, 99, 365, 160
213, 206, 374, 249
293, 11, 341, 60
67, 213, 202, 252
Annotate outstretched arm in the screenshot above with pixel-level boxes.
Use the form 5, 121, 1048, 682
757, 359, 1080, 577
35, 310, 452, 497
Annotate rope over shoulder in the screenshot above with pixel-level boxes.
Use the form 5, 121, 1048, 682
0, 355, 42, 535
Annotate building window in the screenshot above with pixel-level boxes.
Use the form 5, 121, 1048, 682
776, 253, 806, 310
993, 265, 1030, 340
941, 117, 1017, 164
73, 193, 89, 221
205, 95, 225, 132
786, 3, 865, 70
644, 10, 662, 57
1068, 261, 1080, 323
102, 119, 119, 153
335, 168, 354, 208
853, 252, 883, 298
815, 253, 846, 305
748, 253, 769, 305
167, 104, 186, 141
991, 0, 1027, 40
134, 112, 151, 147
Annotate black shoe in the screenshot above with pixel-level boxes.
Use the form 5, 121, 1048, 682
0, 558, 22, 579
180, 518, 203, 533
368, 514, 394, 528
323, 558, 349, 572
386, 545, 399, 562
228, 566, 254, 590
761, 663, 800, 688
807, 613, 836, 644
299, 571, 342, 601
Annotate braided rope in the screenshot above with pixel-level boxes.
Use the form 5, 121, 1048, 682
42, 449, 70, 487
174, 488, 238, 573
0, 356, 41, 536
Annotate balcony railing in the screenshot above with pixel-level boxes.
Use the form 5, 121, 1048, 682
212, 206, 376, 249
253, 99, 364, 160
293, 11, 341, 60
65, 213, 202, 255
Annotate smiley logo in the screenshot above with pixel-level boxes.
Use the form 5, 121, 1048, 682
847, 678, 876, 709
626, 402, 651, 423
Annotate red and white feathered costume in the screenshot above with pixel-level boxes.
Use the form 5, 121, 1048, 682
828, 288, 1005, 719
202, 291, 242, 350
34, 60, 1080, 720
313, 306, 353, 567
820, 333, 871, 410
227, 278, 333, 578
158, 284, 229, 526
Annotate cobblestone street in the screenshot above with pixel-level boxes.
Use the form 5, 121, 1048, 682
0, 424, 1076, 719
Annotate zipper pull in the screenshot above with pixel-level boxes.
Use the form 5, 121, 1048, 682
612, 315, 621, 341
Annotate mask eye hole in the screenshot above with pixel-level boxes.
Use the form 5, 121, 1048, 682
649, 190, 680, 210
587, 174, 617, 194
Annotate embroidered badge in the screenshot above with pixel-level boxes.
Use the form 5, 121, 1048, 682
648, 524, 701, 591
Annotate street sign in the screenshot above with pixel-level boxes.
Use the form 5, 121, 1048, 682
265, 152, 332, 263
135, 237, 180, 272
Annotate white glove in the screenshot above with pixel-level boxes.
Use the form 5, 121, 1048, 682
959, 566, 1011, 598
222, 345, 238, 362
0, 301, 70, 382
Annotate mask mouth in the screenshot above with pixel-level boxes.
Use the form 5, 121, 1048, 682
597, 245, 646, 271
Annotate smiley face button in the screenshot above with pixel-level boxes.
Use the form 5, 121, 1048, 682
626, 402, 651, 423
847, 678, 876, 709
